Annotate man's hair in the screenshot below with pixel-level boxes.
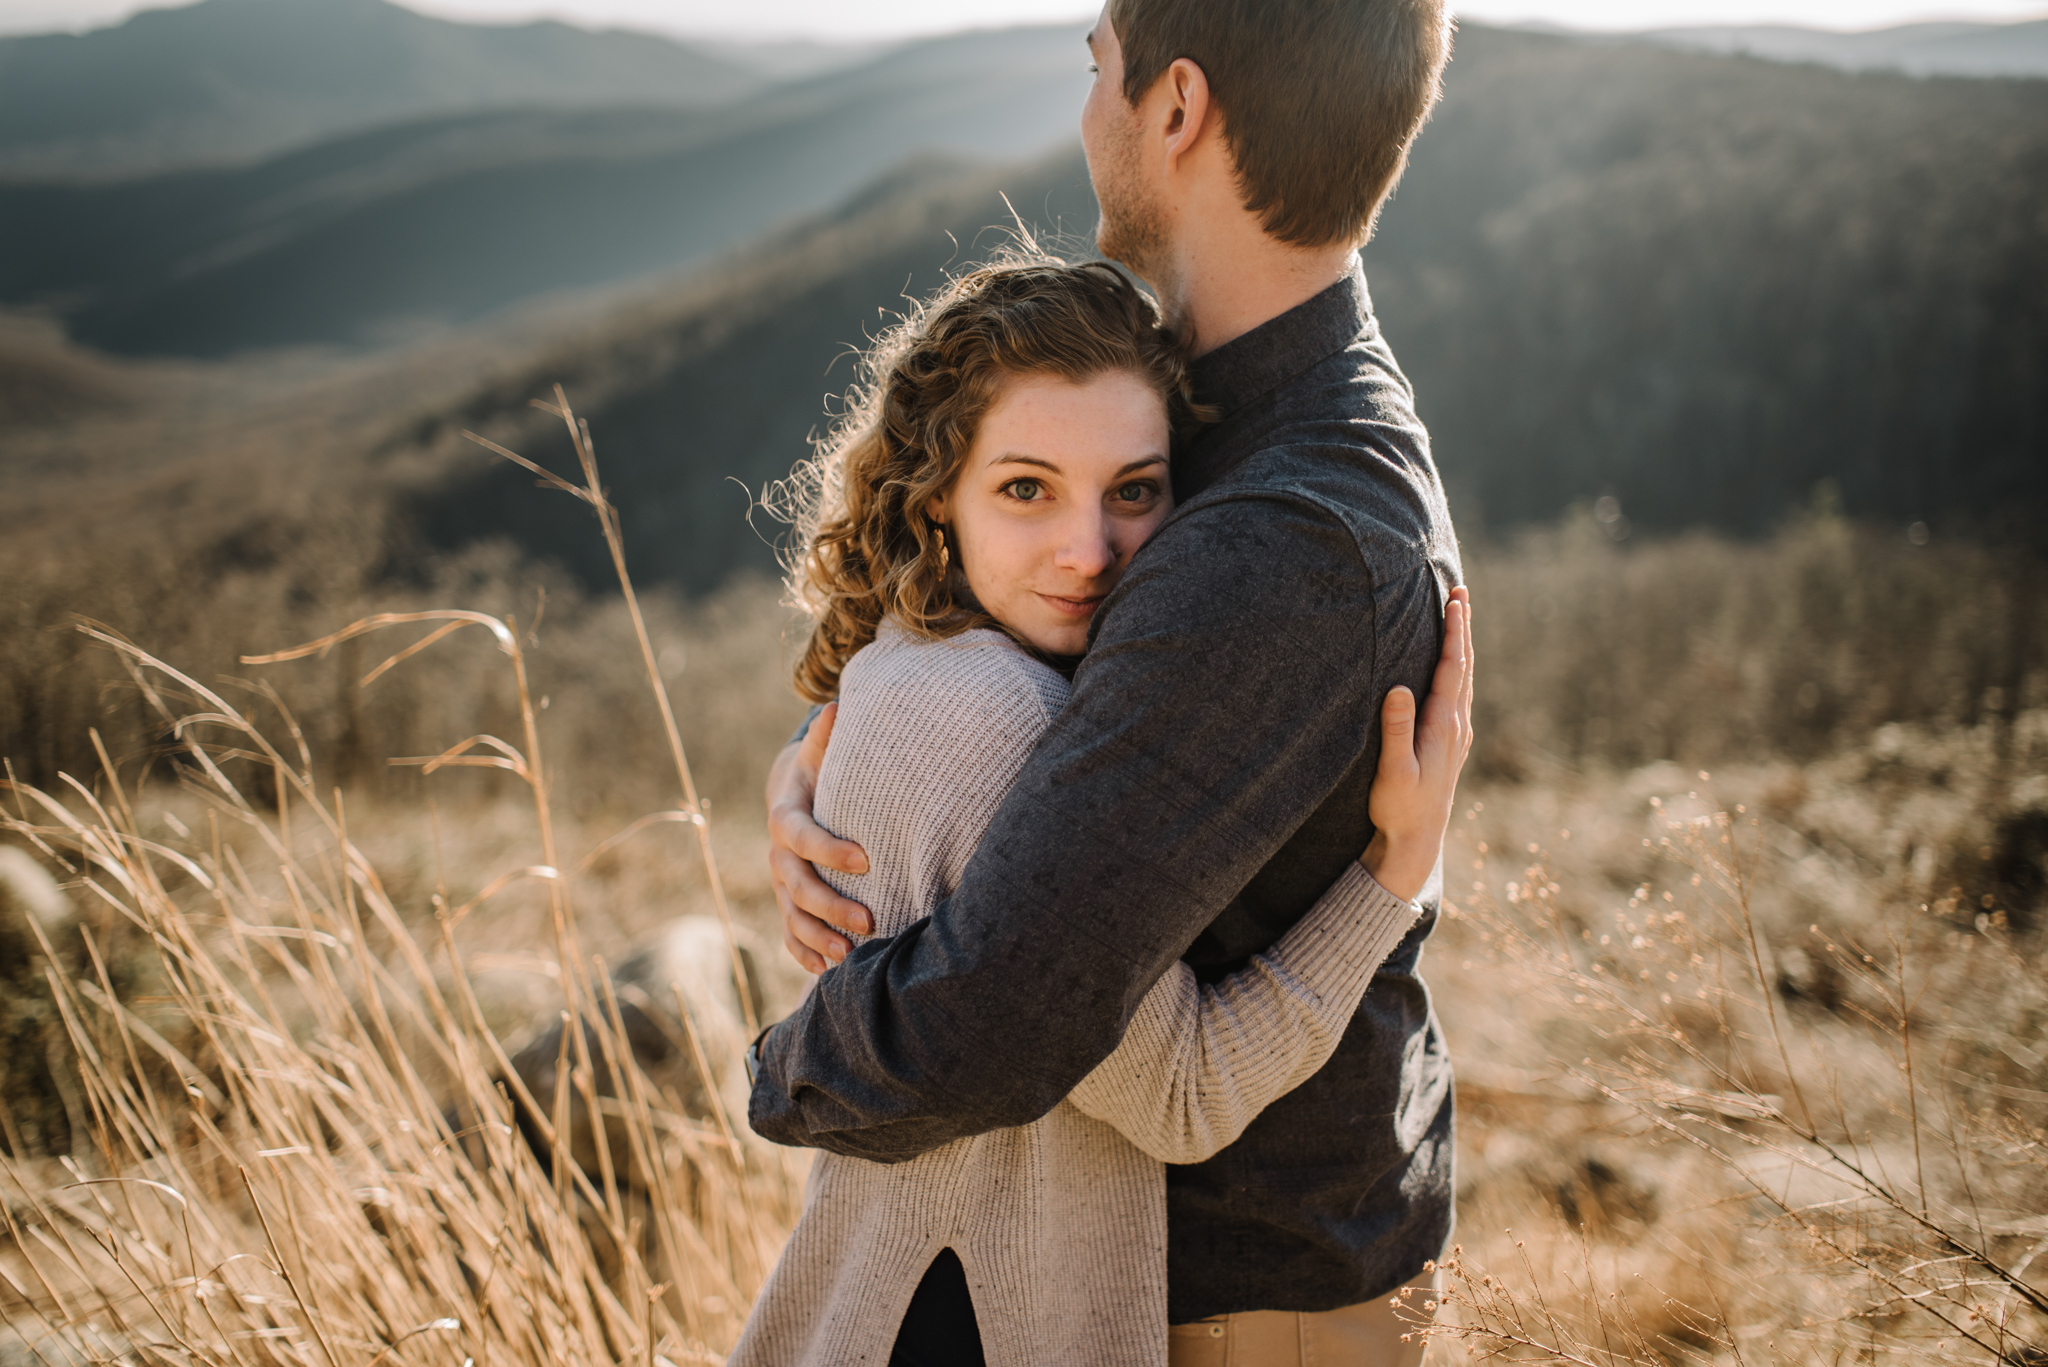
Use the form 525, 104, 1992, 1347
1109, 0, 1452, 248
780, 254, 1203, 703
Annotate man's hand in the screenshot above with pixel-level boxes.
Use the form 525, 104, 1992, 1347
767, 702, 875, 972
1360, 586, 1475, 902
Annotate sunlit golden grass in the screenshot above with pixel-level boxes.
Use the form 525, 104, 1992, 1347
1, 398, 807, 1365
1420, 721, 2048, 1363
10, 704, 2044, 1364
1, 727, 802, 1363
1, 391, 2044, 1363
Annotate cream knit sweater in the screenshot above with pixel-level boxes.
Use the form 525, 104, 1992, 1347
731, 622, 1420, 1367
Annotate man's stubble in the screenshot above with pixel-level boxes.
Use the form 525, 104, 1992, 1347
1091, 105, 1172, 299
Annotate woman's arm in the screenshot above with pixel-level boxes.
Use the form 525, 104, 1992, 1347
1066, 591, 1473, 1164
1066, 863, 1418, 1164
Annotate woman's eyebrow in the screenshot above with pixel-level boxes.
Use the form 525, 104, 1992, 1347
987, 453, 1168, 474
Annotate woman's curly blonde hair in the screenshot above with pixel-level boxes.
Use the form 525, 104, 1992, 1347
780, 254, 1203, 703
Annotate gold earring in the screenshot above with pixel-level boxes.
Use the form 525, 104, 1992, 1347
932, 524, 950, 569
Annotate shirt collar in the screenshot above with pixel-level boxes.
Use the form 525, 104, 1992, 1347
1185, 256, 1373, 420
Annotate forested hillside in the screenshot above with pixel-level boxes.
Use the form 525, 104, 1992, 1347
1371, 25, 2048, 542
0, 23, 1092, 353
400, 25, 2048, 588
417, 153, 1100, 593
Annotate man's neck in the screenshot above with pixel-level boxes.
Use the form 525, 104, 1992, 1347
1149, 228, 1359, 359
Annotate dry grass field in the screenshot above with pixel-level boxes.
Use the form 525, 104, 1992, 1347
1431, 725, 2048, 1362
2, 393, 2043, 1364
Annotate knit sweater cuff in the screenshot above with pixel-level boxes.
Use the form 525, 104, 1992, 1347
1268, 862, 1421, 1009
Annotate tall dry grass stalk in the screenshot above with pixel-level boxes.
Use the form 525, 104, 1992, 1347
0, 397, 800, 1363
461, 389, 757, 1039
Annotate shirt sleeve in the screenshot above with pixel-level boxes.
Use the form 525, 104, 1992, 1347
749, 488, 1445, 1162
1066, 863, 1418, 1164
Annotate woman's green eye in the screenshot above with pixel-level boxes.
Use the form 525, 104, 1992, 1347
1006, 479, 1043, 502
1115, 482, 1153, 503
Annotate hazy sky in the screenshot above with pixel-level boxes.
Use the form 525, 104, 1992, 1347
3, 0, 2044, 40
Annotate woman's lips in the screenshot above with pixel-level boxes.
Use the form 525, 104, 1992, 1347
1038, 592, 1106, 618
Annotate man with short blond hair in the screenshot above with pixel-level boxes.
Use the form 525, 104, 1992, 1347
755, 1, 1462, 1361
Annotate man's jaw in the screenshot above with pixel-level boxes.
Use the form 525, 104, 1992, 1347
1096, 210, 1187, 337
1090, 104, 1175, 303
1097, 205, 1166, 284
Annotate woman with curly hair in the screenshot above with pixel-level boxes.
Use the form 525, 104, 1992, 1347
732, 255, 1472, 1367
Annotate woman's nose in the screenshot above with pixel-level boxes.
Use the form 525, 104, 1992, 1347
1053, 510, 1116, 578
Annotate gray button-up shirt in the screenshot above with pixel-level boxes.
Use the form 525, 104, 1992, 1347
750, 261, 1462, 1320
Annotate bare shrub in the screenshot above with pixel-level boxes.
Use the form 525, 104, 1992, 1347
1467, 507, 2046, 778
0, 451, 806, 820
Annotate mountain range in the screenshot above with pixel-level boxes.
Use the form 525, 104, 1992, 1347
0, 0, 781, 180
6, 0, 2039, 189
1644, 17, 2048, 79
1, 0, 2043, 588
0, 18, 1092, 354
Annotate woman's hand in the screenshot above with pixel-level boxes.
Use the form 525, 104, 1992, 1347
1360, 586, 1475, 902
767, 701, 874, 973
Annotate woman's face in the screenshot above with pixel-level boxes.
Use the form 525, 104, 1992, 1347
928, 369, 1173, 657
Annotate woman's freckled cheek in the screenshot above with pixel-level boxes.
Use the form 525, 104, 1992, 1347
941, 371, 1172, 651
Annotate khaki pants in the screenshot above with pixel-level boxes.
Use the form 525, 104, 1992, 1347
1166, 1270, 1438, 1367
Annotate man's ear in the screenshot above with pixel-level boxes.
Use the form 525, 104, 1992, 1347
1160, 57, 1214, 172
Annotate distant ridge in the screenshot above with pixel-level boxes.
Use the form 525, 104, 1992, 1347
0, 22, 1094, 355
0, 0, 763, 179
695, 36, 894, 81
413, 147, 1102, 594
1634, 16, 2048, 79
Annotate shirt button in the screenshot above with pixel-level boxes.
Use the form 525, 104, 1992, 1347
1209, 1325, 1224, 1338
